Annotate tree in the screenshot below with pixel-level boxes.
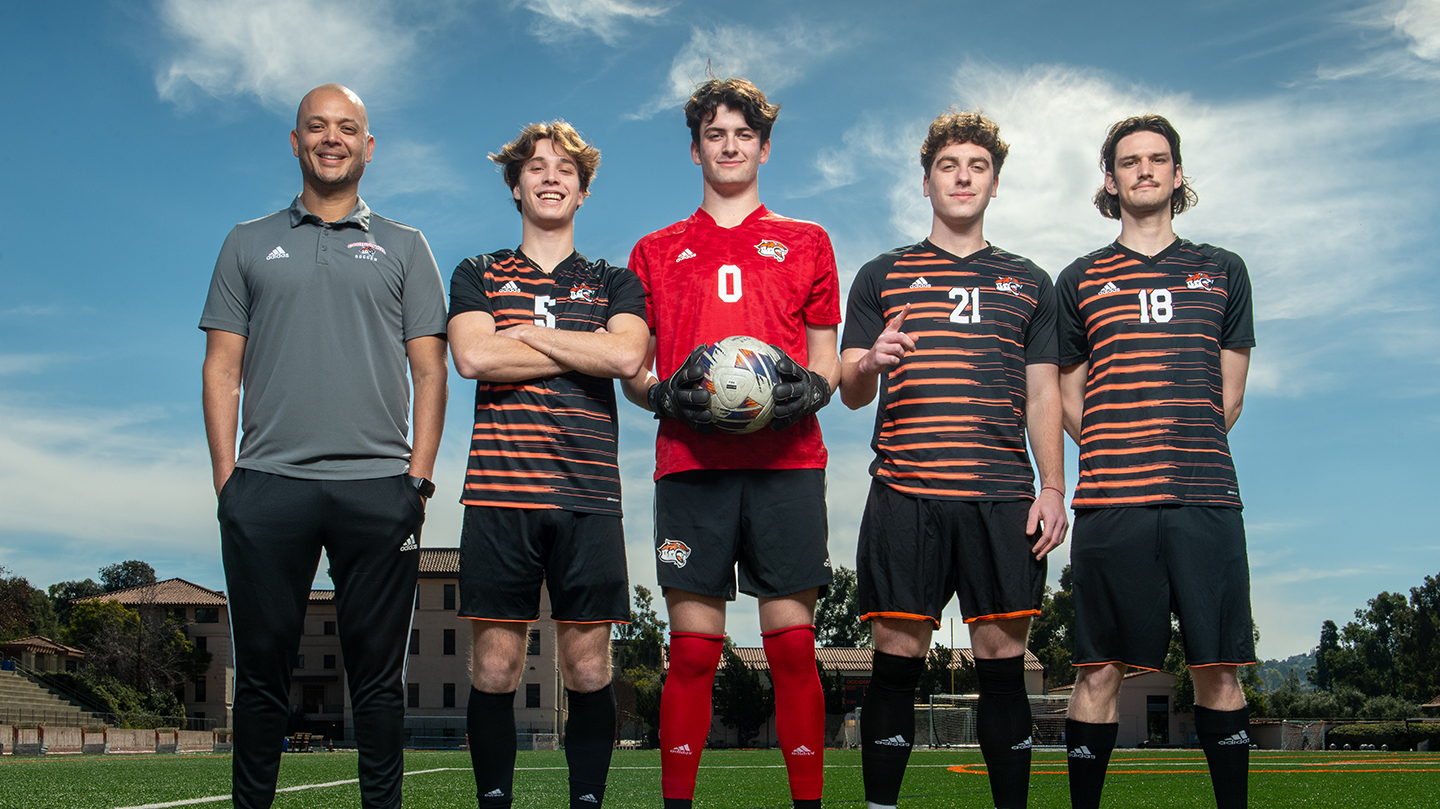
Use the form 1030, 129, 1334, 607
614, 585, 667, 669
1028, 565, 1075, 688
714, 637, 773, 746
814, 565, 869, 648
1326, 592, 1411, 698
99, 561, 157, 593
1396, 573, 1440, 703
917, 642, 974, 699
0, 567, 58, 641
65, 600, 210, 696
1310, 620, 1339, 690
49, 579, 105, 625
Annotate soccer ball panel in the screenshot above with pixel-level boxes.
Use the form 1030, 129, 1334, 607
702, 336, 781, 434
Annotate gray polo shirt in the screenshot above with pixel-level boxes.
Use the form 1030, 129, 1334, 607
200, 196, 447, 480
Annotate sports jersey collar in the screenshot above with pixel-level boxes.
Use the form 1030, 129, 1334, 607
288, 195, 372, 232
515, 246, 582, 275
1111, 236, 1184, 265
921, 238, 993, 265
690, 204, 769, 230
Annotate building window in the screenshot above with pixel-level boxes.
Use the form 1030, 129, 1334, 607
407, 684, 420, 708
172, 607, 187, 621
196, 608, 220, 623
323, 621, 337, 636
409, 629, 419, 655
527, 630, 540, 656
525, 683, 541, 708
443, 584, 456, 611
294, 654, 304, 670
443, 683, 456, 708
194, 678, 206, 702
323, 655, 337, 670
443, 629, 456, 656
1146, 694, 1170, 745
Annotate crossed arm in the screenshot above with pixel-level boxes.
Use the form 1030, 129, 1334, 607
449, 311, 649, 383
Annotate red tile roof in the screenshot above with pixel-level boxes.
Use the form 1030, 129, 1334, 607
77, 578, 226, 607
0, 635, 86, 657
418, 548, 459, 574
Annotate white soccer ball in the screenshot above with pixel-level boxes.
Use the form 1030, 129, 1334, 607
701, 336, 783, 434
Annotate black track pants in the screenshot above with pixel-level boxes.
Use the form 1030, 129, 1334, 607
219, 468, 423, 809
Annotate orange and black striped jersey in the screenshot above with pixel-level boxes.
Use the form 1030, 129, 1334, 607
1056, 239, 1255, 509
448, 249, 646, 516
842, 241, 1058, 500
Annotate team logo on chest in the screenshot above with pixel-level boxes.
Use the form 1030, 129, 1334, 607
754, 239, 789, 262
1185, 272, 1215, 290
347, 241, 387, 261
569, 283, 597, 303
995, 276, 1024, 295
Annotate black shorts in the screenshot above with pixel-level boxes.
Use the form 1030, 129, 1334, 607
856, 480, 1045, 627
458, 506, 629, 624
1071, 506, 1254, 670
653, 469, 832, 600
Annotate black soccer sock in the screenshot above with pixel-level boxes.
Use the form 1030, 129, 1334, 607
861, 651, 926, 807
1065, 719, 1117, 809
1195, 705, 1250, 809
468, 687, 517, 808
793, 800, 821, 809
565, 684, 616, 808
662, 799, 693, 809
976, 656, 1033, 808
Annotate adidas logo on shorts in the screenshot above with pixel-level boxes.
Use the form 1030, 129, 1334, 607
483, 788, 506, 797
1069, 745, 1097, 759
1218, 731, 1251, 746
790, 745, 815, 756
1012, 736, 1033, 751
669, 743, 693, 755
499, 280, 522, 294
1099, 281, 1120, 295
398, 536, 418, 552
909, 276, 931, 289
873, 734, 910, 747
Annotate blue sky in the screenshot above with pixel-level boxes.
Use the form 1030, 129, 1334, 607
2, 0, 1438, 659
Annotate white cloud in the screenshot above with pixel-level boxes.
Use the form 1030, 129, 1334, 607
363, 139, 467, 199
632, 24, 849, 119
1394, 0, 1440, 61
0, 354, 71, 375
516, 0, 669, 45
154, 0, 436, 110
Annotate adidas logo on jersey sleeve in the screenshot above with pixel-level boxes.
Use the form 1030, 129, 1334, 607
265, 246, 289, 261
909, 277, 931, 289
498, 280, 522, 294
676, 248, 696, 262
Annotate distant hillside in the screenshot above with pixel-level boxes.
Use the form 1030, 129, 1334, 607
1256, 649, 1318, 692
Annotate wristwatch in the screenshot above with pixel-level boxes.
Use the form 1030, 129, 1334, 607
407, 476, 436, 498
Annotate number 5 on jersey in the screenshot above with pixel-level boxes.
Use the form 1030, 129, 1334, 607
534, 295, 556, 328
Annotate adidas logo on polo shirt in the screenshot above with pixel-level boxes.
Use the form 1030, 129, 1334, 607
909, 276, 931, 289
790, 745, 815, 756
398, 536, 418, 552
266, 246, 289, 261
1100, 281, 1120, 295
1218, 731, 1251, 746
499, 280, 522, 294
669, 743, 693, 754
873, 734, 910, 747
1069, 745, 1097, 759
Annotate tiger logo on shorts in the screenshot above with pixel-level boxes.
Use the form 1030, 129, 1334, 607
657, 539, 692, 568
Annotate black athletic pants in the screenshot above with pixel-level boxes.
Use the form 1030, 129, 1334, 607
219, 468, 423, 809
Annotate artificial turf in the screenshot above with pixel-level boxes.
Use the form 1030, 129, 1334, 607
1, 748, 1437, 808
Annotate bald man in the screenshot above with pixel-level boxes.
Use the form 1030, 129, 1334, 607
201, 84, 448, 809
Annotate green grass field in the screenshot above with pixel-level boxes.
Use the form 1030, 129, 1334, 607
2, 748, 1437, 808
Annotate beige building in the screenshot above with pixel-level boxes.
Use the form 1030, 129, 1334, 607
81, 578, 234, 728
1048, 669, 1193, 747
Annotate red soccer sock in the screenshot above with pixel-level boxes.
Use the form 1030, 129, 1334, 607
762, 624, 825, 802
659, 632, 724, 800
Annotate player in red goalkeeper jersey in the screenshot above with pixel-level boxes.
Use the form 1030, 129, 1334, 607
623, 78, 841, 809
1057, 115, 1256, 809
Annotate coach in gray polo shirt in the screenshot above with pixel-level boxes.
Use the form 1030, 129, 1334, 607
200, 83, 448, 809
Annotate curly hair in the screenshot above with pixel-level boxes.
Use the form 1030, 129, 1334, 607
489, 121, 601, 212
684, 77, 781, 145
920, 109, 1009, 177
1093, 114, 1198, 220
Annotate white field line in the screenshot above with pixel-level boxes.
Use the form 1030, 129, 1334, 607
112, 767, 464, 809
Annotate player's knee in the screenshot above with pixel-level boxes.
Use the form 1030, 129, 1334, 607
471, 650, 524, 693
561, 658, 612, 694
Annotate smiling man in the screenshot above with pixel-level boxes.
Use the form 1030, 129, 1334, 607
200, 83, 448, 809
840, 110, 1067, 809
623, 78, 841, 809
1056, 115, 1256, 809
446, 121, 648, 809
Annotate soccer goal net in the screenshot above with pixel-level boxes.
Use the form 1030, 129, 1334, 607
860, 695, 1069, 748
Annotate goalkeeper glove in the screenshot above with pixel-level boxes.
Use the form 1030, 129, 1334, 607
770, 348, 832, 431
648, 344, 714, 434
